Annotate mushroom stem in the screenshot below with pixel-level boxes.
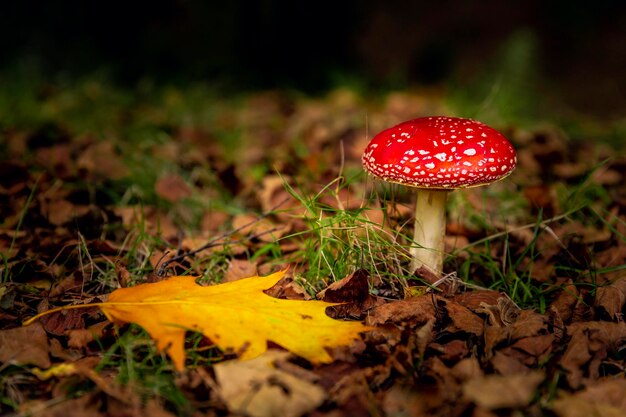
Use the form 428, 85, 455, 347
410, 189, 447, 274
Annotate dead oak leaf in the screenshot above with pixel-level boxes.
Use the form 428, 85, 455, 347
99, 270, 369, 370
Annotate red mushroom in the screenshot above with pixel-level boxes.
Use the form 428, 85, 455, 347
362, 116, 517, 274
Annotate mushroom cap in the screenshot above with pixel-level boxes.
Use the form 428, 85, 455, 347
362, 116, 517, 189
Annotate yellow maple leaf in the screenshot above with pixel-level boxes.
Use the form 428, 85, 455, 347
26, 270, 370, 370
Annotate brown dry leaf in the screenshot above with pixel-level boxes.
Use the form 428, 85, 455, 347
549, 280, 579, 323
382, 385, 428, 417
92, 270, 370, 370
0, 322, 51, 368
561, 321, 626, 388
483, 310, 548, 360
67, 321, 110, 349
21, 393, 102, 417
77, 140, 129, 180
439, 298, 484, 337
41, 199, 90, 227
49, 274, 83, 298
509, 333, 555, 359
34, 143, 74, 178
366, 296, 436, 327
553, 378, 626, 417
523, 184, 558, 217
256, 175, 307, 226
155, 173, 192, 203
595, 276, 626, 320
232, 213, 287, 242
200, 209, 230, 234
41, 305, 100, 336
264, 274, 311, 300
214, 350, 325, 417
462, 372, 544, 409
224, 259, 258, 282
319, 269, 385, 319
453, 290, 503, 312
430, 339, 469, 362
490, 351, 530, 375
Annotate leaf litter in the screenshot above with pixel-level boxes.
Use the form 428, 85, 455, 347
0, 87, 625, 417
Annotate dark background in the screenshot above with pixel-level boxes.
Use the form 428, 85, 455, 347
2, 0, 626, 117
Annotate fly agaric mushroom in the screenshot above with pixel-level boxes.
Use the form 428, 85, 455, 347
362, 116, 516, 274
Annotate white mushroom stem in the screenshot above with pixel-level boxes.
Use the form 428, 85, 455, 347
410, 189, 448, 274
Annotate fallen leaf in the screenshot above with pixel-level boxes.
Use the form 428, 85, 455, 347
382, 385, 428, 417
264, 274, 310, 300
549, 280, 579, 323
214, 350, 325, 417
232, 213, 287, 242
430, 339, 469, 362
77, 140, 130, 180
561, 321, 626, 388
367, 296, 436, 327
553, 378, 626, 417
462, 372, 544, 409
99, 270, 370, 370
595, 277, 626, 320
439, 298, 484, 337
155, 173, 192, 203
490, 350, 530, 375
319, 269, 385, 319
41, 305, 101, 336
67, 321, 110, 349
0, 322, 51, 368
224, 259, 258, 282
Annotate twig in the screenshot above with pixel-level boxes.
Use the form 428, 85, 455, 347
156, 197, 290, 276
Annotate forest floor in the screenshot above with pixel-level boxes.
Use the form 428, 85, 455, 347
1, 80, 625, 417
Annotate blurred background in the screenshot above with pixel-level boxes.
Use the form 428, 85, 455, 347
2, 0, 625, 122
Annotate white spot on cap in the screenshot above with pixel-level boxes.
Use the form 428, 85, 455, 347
418, 150, 430, 155
425, 162, 435, 169
434, 152, 447, 161
463, 148, 476, 156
